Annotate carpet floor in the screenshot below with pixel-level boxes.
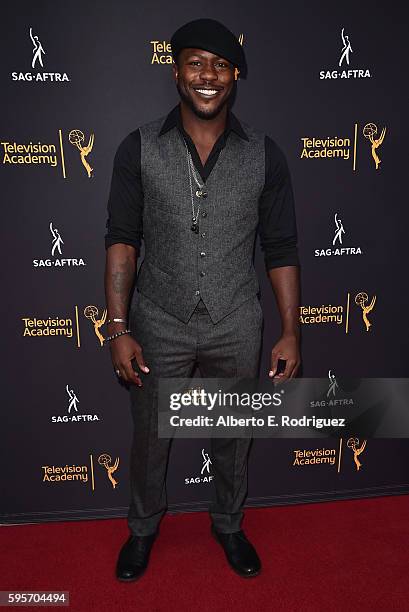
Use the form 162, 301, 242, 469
1, 496, 408, 611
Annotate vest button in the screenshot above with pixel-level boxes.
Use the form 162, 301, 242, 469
201, 232, 206, 238
200, 252, 206, 257
201, 211, 207, 218
200, 271, 206, 277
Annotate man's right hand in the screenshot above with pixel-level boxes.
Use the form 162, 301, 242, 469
109, 334, 149, 386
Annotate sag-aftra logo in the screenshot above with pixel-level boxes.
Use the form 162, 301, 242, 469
32, 221, 86, 269
314, 212, 363, 258
50, 384, 101, 424
319, 27, 372, 80
11, 27, 70, 83
184, 449, 214, 485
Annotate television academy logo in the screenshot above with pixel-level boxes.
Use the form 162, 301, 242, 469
300, 121, 387, 171
33, 222, 86, 268
1, 128, 95, 178
314, 212, 363, 257
292, 438, 367, 470
21, 304, 110, 348
22, 315, 74, 338
41, 451, 120, 489
293, 447, 337, 467
185, 448, 214, 485
299, 290, 377, 332
50, 384, 101, 423
11, 27, 70, 83
150, 32, 244, 68
42, 463, 89, 484
319, 27, 372, 80
150, 40, 173, 64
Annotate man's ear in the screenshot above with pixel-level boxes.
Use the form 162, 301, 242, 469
172, 61, 178, 81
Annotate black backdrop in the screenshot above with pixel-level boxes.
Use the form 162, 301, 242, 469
2, 0, 409, 524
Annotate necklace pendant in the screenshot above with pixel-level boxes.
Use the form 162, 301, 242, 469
191, 222, 199, 233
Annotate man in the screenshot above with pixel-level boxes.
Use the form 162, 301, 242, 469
104, 18, 301, 581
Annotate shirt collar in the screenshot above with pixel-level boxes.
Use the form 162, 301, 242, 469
158, 104, 249, 142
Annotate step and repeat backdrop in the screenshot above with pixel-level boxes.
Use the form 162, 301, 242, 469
1, 1, 409, 524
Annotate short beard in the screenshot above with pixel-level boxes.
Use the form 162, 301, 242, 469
176, 81, 233, 120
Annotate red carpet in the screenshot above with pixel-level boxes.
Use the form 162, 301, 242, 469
1, 496, 408, 611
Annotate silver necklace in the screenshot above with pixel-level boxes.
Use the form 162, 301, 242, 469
183, 140, 208, 233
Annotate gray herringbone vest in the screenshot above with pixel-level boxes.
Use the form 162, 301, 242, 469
137, 116, 265, 324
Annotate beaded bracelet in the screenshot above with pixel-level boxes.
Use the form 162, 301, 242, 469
104, 329, 131, 345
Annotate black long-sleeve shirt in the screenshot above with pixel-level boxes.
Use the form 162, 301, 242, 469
105, 104, 300, 271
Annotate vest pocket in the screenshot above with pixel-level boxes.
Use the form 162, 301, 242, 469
145, 195, 187, 217
146, 258, 173, 278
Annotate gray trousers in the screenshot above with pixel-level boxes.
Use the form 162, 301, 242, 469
127, 291, 263, 535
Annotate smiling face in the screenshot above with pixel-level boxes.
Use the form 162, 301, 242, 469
173, 48, 236, 120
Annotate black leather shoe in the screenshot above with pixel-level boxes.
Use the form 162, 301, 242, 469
211, 527, 261, 577
116, 533, 157, 582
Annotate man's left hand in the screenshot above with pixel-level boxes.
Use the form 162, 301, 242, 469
268, 334, 300, 381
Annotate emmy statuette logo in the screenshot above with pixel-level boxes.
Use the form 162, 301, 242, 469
234, 33, 244, 80
355, 292, 377, 331
363, 123, 387, 170
69, 129, 94, 177
347, 437, 367, 471
83, 305, 106, 346
98, 453, 120, 489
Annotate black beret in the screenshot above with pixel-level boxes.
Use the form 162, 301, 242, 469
171, 18, 247, 79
